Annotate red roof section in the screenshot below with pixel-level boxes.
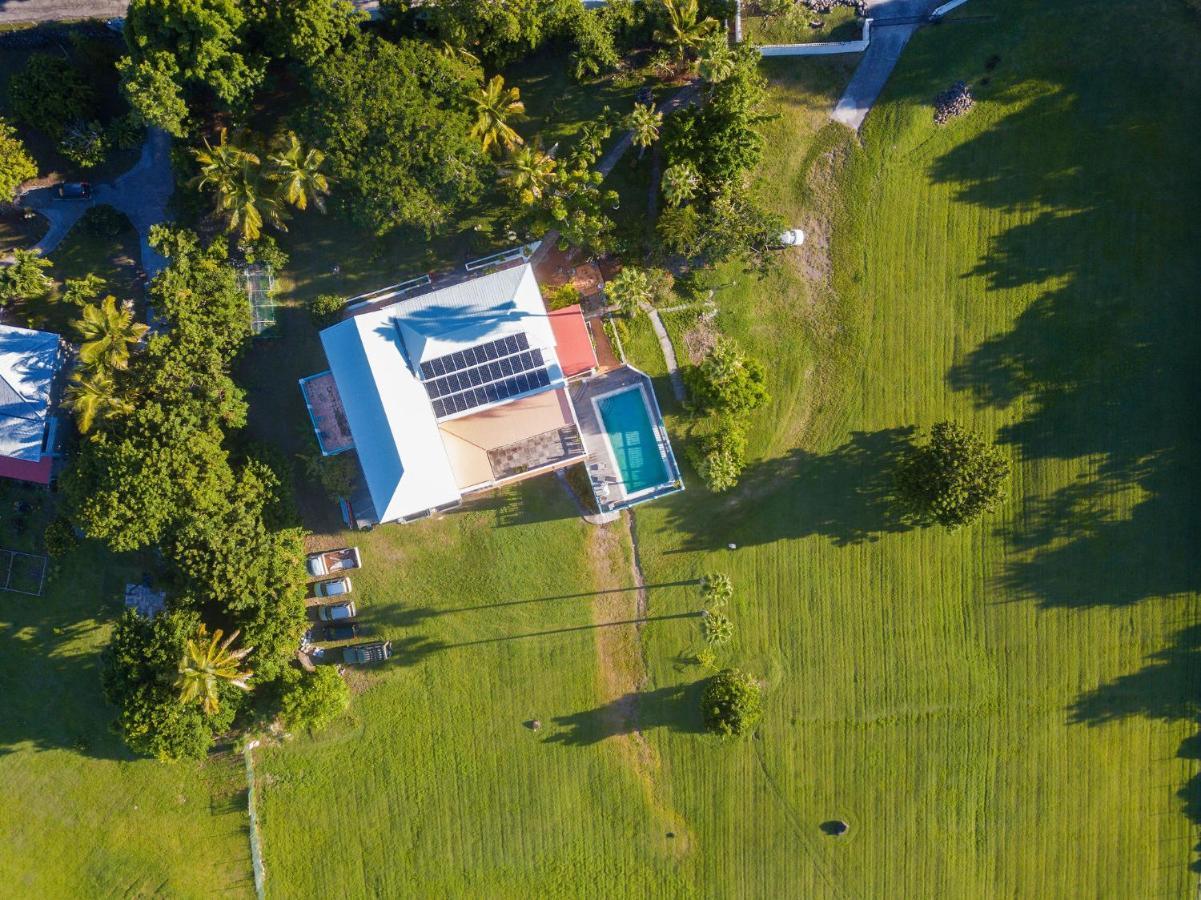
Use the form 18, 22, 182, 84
0, 454, 51, 485
548, 304, 597, 378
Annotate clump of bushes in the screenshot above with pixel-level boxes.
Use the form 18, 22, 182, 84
59, 120, 109, 169
701, 668, 763, 738
685, 340, 767, 492
544, 282, 582, 311
309, 293, 344, 328
934, 81, 974, 125
0, 117, 36, 201
80, 205, 129, 238
7, 53, 92, 139
895, 420, 1011, 528
803, 0, 866, 13
279, 666, 350, 735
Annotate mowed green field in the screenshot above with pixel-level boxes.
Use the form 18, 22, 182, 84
0, 541, 254, 897
259, 0, 1201, 896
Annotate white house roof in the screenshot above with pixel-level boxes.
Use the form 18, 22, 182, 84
0, 324, 60, 461
320, 311, 461, 523
393, 264, 559, 365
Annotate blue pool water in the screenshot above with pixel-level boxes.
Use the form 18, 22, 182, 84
597, 388, 669, 493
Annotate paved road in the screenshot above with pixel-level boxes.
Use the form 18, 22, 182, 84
0, 0, 125, 23
0, 0, 380, 22
20, 128, 174, 277
831, 0, 941, 130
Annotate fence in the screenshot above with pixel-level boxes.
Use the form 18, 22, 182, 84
0, 549, 48, 596
343, 274, 433, 313
757, 18, 873, 56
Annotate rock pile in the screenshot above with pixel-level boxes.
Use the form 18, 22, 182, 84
934, 81, 974, 125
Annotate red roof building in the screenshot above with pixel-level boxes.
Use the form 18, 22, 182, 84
548, 305, 598, 379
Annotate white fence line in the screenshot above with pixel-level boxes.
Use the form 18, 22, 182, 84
758, 18, 872, 56
930, 0, 971, 17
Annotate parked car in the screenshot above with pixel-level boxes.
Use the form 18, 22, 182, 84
343, 641, 392, 665
315, 576, 352, 597
57, 182, 92, 200
305, 622, 360, 643
317, 599, 357, 622
306, 546, 362, 578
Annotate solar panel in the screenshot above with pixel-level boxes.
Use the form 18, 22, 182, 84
418, 332, 555, 417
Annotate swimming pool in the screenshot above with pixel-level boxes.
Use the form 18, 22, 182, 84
596, 387, 669, 494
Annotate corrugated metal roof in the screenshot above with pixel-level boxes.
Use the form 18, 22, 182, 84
0, 324, 59, 462
320, 312, 461, 523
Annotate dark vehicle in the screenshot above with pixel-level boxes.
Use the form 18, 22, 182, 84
317, 599, 356, 622
306, 623, 360, 643
343, 641, 392, 665
57, 182, 92, 200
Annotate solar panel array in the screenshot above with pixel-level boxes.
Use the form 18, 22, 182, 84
418, 332, 553, 418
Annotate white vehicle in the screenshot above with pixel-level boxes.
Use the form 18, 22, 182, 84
315, 576, 353, 598
777, 229, 805, 247
306, 546, 362, 578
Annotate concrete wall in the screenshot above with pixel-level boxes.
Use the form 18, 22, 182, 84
758, 18, 872, 56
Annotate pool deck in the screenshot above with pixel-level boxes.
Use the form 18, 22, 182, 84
569, 365, 683, 512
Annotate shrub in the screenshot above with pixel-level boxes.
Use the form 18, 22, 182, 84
107, 112, 146, 151
687, 340, 768, 418
657, 205, 703, 257
310, 293, 344, 327
0, 118, 36, 201
0, 249, 52, 306
544, 282, 582, 311
895, 421, 1011, 529
8, 53, 93, 139
43, 517, 80, 557
279, 666, 350, 734
241, 235, 289, 271
80, 205, 129, 238
688, 416, 747, 492
59, 120, 109, 169
701, 668, 763, 737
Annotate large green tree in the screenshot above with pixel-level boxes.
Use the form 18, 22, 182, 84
251, 0, 365, 66
895, 421, 1012, 529
300, 34, 486, 235
7, 53, 92, 139
385, 0, 580, 67
120, 0, 263, 135
0, 118, 36, 201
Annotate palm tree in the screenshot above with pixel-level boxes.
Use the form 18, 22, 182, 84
192, 130, 286, 240
627, 103, 663, 157
500, 145, 557, 205
468, 75, 525, 155
63, 368, 134, 434
654, 0, 720, 63
223, 156, 288, 241
662, 161, 701, 207
177, 625, 254, 716
698, 35, 736, 83
268, 132, 330, 213
74, 295, 149, 371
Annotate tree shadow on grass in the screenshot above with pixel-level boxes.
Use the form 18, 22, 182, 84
545, 680, 708, 747
915, 4, 1201, 871
664, 427, 917, 552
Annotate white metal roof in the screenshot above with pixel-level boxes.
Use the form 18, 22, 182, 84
394, 264, 559, 364
320, 311, 461, 523
0, 324, 59, 461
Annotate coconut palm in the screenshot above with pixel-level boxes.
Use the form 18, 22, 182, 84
268, 132, 330, 213
627, 102, 663, 157
500, 145, 557, 205
698, 34, 736, 83
468, 75, 525, 155
192, 130, 286, 240
74, 295, 148, 371
662, 161, 701, 207
63, 368, 134, 434
654, 0, 720, 63
223, 156, 288, 241
177, 625, 254, 716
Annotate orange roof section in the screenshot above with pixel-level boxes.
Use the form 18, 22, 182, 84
548, 304, 598, 378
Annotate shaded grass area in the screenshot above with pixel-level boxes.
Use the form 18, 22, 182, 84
743, 6, 862, 45
626, 1, 1201, 895
0, 538, 254, 896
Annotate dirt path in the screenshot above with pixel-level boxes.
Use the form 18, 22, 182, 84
587, 517, 693, 856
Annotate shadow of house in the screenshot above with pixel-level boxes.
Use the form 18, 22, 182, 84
663, 427, 917, 551
545, 680, 708, 747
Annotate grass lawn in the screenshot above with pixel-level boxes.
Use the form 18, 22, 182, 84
0, 537, 255, 897
625, 1, 1201, 895
743, 6, 862, 45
